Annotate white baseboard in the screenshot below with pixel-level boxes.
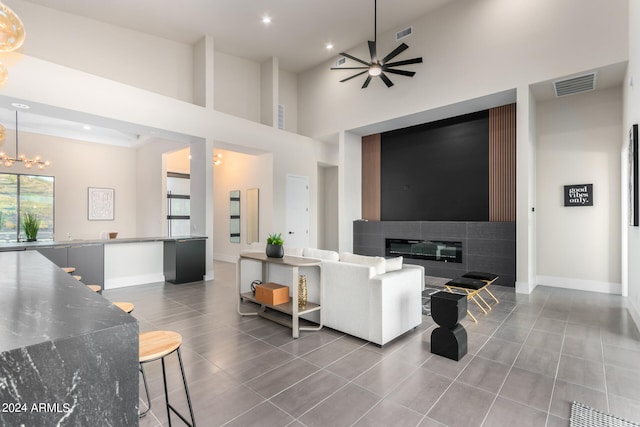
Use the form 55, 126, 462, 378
628, 298, 640, 333
516, 280, 537, 294
104, 273, 165, 289
536, 275, 622, 294
204, 270, 215, 281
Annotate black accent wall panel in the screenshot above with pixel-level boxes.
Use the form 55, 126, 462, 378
381, 111, 490, 221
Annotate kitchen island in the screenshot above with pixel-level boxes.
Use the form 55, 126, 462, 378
0, 250, 139, 425
0, 235, 207, 288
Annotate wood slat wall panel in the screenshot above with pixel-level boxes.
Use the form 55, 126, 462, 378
489, 104, 516, 222
362, 134, 381, 220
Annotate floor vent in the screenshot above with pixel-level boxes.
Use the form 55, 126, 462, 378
553, 73, 597, 97
396, 26, 413, 41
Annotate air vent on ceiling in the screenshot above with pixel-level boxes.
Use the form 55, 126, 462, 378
335, 57, 346, 67
553, 73, 597, 97
396, 26, 413, 41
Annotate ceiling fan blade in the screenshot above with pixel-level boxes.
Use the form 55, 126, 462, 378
368, 40, 377, 62
380, 72, 394, 87
384, 57, 423, 67
330, 66, 369, 70
362, 75, 373, 89
383, 68, 416, 77
381, 43, 409, 64
340, 70, 368, 83
339, 52, 370, 66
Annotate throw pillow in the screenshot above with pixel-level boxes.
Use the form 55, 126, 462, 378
339, 252, 386, 276
303, 247, 340, 261
385, 256, 403, 272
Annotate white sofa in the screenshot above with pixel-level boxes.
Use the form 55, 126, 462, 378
239, 247, 425, 346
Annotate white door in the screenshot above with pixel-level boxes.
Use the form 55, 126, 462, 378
286, 174, 309, 249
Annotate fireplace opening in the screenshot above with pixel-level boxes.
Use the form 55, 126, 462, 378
386, 238, 462, 263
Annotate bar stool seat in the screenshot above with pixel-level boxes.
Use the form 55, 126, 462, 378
113, 302, 134, 313
87, 284, 102, 294
62, 267, 75, 274
139, 331, 195, 426
72, 275, 82, 281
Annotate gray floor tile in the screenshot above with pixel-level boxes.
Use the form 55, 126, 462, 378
499, 367, 555, 412
457, 356, 511, 393
605, 364, 640, 401
386, 369, 453, 415
608, 393, 640, 424
353, 399, 423, 427
421, 351, 473, 379
513, 345, 561, 378
524, 329, 564, 353
561, 335, 603, 363
476, 337, 522, 366
549, 379, 608, 420
269, 370, 348, 418
223, 401, 294, 427
325, 347, 385, 380
603, 344, 640, 370
223, 348, 297, 383
493, 324, 531, 344
298, 383, 380, 427
353, 357, 417, 396
301, 336, 362, 367
556, 354, 606, 391
245, 358, 320, 399
427, 381, 495, 427
482, 396, 548, 427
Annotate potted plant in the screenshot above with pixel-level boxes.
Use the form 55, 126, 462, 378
266, 232, 284, 258
22, 212, 41, 242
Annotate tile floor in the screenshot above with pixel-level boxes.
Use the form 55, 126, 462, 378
103, 261, 640, 427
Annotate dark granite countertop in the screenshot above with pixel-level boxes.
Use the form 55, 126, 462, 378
0, 250, 138, 353
0, 235, 207, 251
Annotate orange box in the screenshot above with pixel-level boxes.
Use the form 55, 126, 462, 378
255, 282, 289, 305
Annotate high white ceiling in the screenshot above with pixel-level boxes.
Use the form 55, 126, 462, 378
22, 0, 456, 72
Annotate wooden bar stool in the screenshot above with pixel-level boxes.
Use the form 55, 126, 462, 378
139, 331, 195, 426
72, 275, 82, 281
87, 284, 102, 294
62, 267, 75, 274
113, 302, 134, 313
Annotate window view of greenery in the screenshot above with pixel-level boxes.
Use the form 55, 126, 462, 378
0, 173, 54, 242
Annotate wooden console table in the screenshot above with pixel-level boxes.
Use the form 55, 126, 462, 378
237, 252, 322, 338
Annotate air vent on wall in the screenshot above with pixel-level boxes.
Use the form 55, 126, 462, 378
553, 72, 597, 97
396, 26, 413, 41
277, 104, 285, 130
335, 57, 346, 67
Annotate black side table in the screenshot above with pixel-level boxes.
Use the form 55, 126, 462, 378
430, 291, 467, 361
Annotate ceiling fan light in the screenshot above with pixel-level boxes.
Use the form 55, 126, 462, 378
368, 64, 382, 76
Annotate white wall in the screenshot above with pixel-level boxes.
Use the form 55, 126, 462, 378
9, 0, 194, 103
298, 0, 628, 139
625, 0, 640, 326
318, 165, 339, 251
212, 149, 273, 261
0, 130, 137, 240
213, 51, 261, 122
536, 87, 622, 293
279, 69, 298, 133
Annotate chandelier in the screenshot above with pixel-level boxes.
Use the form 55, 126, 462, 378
0, 111, 51, 170
0, 2, 25, 88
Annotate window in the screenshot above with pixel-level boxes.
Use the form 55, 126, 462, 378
0, 173, 54, 242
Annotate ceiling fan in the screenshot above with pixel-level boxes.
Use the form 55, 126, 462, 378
331, 0, 423, 88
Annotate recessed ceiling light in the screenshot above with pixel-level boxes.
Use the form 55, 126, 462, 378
82, 125, 92, 130
326, 43, 334, 50
262, 16, 271, 24
11, 102, 29, 109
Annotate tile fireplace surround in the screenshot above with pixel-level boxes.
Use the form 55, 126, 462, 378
353, 221, 516, 287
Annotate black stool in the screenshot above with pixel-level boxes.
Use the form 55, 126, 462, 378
431, 291, 467, 361
139, 330, 196, 426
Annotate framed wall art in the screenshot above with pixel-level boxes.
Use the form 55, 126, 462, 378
88, 187, 115, 221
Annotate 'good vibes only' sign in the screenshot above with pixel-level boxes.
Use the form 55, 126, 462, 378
564, 184, 593, 207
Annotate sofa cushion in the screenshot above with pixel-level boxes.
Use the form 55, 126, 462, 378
303, 247, 339, 261
340, 252, 386, 276
385, 256, 403, 273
